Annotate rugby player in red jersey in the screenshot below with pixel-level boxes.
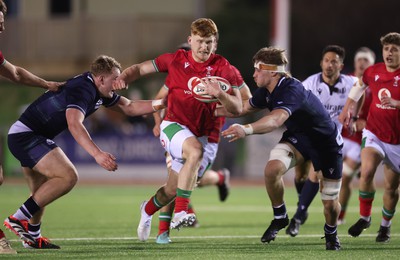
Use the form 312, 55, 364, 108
339, 32, 400, 242
112, 18, 242, 241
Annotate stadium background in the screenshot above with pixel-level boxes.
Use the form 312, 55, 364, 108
1, 0, 399, 183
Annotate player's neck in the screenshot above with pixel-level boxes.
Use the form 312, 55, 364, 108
322, 73, 339, 86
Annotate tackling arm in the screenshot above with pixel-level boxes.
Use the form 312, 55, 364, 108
111, 96, 166, 117
221, 108, 289, 142
66, 108, 117, 171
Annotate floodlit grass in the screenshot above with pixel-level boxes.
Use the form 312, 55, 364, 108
0, 182, 399, 259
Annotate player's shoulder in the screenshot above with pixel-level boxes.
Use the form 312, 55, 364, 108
302, 73, 321, 84
365, 62, 386, 74
210, 53, 231, 66
340, 74, 358, 84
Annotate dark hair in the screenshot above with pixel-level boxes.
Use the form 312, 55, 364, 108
322, 45, 345, 62
380, 32, 400, 46
0, 0, 7, 15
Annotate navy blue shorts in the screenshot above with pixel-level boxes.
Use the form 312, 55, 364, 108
8, 132, 58, 168
280, 130, 343, 180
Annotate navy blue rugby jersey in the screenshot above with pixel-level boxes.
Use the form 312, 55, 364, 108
18, 72, 120, 139
250, 76, 337, 144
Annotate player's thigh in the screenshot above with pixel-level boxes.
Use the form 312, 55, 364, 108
383, 164, 400, 192
33, 147, 78, 181
360, 147, 383, 176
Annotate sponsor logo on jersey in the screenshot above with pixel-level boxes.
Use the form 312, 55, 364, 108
288, 136, 298, 144
184, 62, 190, 69
95, 99, 103, 109
377, 88, 396, 110
375, 75, 380, 81
46, 139, 55, 145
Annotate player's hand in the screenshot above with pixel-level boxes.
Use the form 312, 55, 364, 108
112, 79, 128, 90
381, 96, 399, 108
94, 151, 118, 171
152, 123, 161, 137
199, 77, 221, 98
47, 81, 65, 92
221, 124, 246, 142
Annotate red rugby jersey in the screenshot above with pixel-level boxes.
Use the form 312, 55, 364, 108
363, 63, 400, 144
154, 49, 238, 137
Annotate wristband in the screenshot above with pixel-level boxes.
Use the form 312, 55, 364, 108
233, 123, 254, 135
351, 116, 359, 121
152, 99, 164, 111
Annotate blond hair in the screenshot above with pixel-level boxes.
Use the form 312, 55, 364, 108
90, 55, 121, 76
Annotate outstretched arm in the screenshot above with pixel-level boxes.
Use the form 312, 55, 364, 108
66, 108, 118, 171
112, 60, 156, 90
221, 108, 289, 142
0, 61, 64, 91
110, 96, 166, 117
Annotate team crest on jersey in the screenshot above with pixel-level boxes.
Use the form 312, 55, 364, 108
375, 75, 380, 81
95, 99, 103, 109
394, 76, 399, 87
206, 66, 213, 77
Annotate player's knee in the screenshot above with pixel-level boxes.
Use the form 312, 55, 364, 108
64, 168, 78, 189
342, 161, 358, 178
321, 179, 341, 200
268, 143, 296, 172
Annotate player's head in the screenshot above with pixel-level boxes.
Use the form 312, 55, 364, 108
0, 0, 7, 33
353, 47, 375, 78
252, 47, 289, 88
90, 55, 122, 98
320, 45, 345, 79
380, 32, 400, 71
188, 18, 218, 62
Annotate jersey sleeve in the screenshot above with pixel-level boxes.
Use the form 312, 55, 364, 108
102, 92, 121, 107
249, 88, 269, 109
66, 82, 97, 115
362, 66, 373, 86
231, 65, 245, 89
273, 83, 304, 116
153, 52, 177, 72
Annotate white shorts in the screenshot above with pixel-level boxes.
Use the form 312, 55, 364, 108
159, 120, 209, 177
363, 129, 400, 173
342, 137, 361, 163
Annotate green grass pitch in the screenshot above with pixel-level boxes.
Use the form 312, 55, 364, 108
0, 182, 399, 259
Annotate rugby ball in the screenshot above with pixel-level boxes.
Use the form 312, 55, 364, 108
187, 76, 232, 103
